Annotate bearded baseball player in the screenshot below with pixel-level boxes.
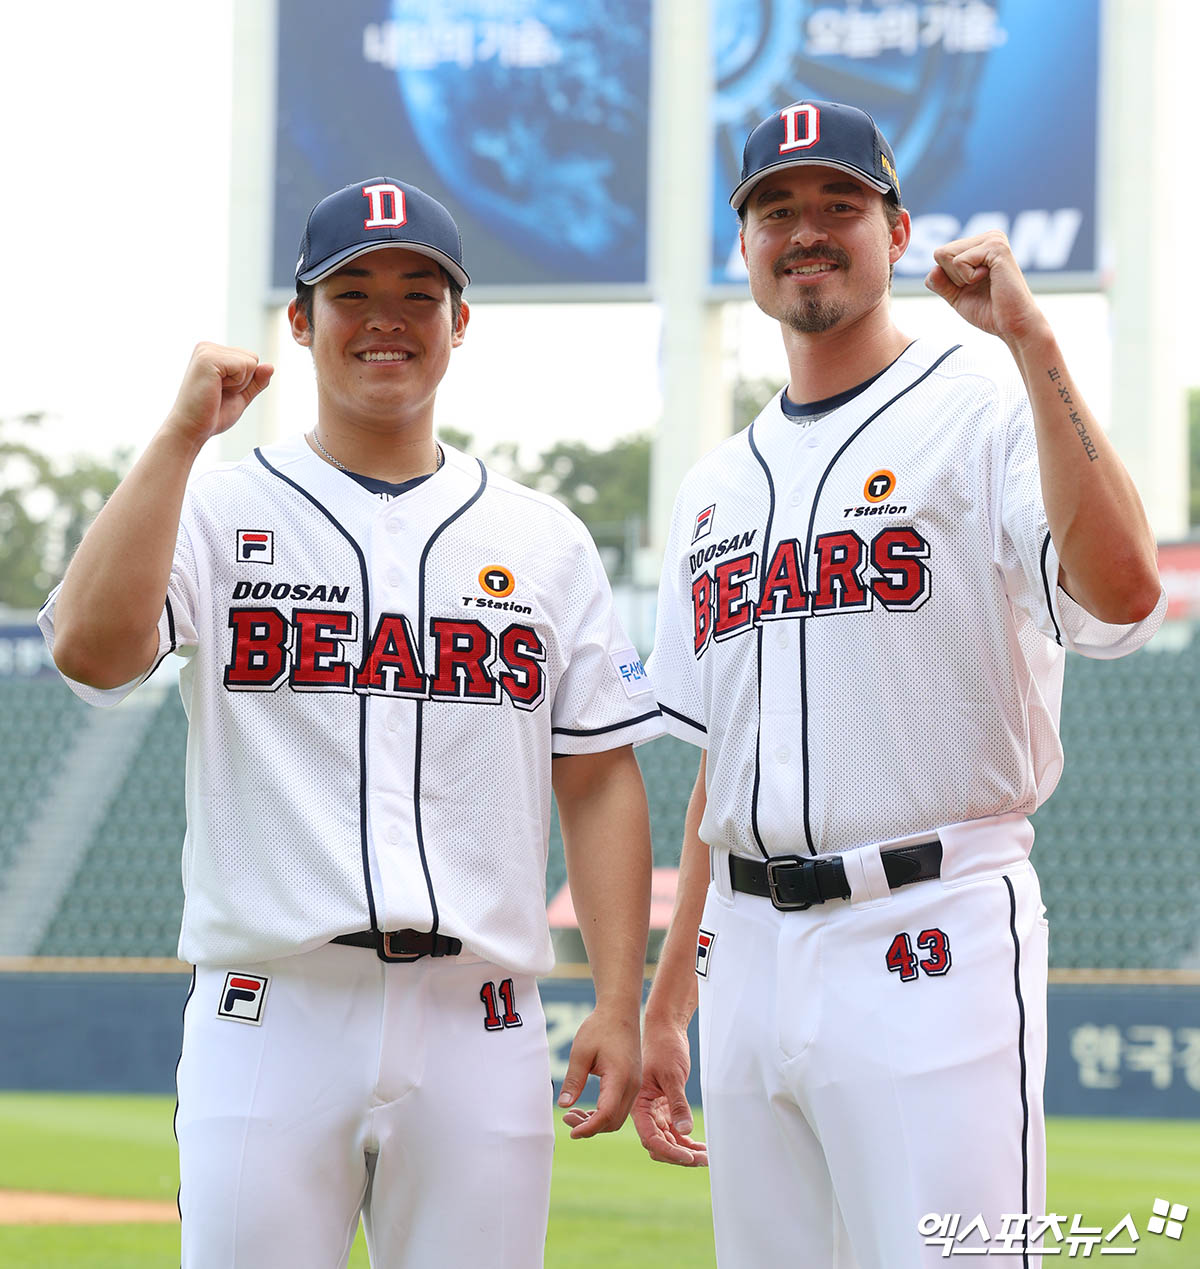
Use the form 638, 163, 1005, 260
40, 177, 663, 1268
630, 101, 1165, 1266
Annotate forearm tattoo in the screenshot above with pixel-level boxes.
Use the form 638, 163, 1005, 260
1047, 367, 1098, 461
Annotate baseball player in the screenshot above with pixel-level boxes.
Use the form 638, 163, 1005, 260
630, 101, 1165, 1266
40, 177, 663, 1268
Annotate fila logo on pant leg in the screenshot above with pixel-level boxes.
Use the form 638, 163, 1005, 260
696, 929, 716, 977
217, 972, 270, 1025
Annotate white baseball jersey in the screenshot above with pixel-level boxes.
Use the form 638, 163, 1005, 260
649, 337, 1166, 871
40, 438, 663, 971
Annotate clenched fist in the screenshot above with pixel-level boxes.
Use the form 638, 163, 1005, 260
924, 231, 1051, 349
166, 342, 274, 447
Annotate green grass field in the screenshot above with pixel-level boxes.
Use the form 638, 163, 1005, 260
0, 1093, 1195, 1267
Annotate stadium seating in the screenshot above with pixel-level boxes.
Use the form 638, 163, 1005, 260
1033, 637, 1200, 969
0, 679, 86, 879
38, 690, 187, 958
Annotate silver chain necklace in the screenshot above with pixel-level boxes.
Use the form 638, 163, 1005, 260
310, 431, 443, 477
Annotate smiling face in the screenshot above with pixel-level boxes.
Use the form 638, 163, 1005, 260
288, 246, 469, 436
739, 166, 909, 336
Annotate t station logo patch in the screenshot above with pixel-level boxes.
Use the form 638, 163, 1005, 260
843, 470, 907, 519
479, 565, 515, 598
236, 530, 274, 565
463, 564, 532, 614
217, 972, 269, 1025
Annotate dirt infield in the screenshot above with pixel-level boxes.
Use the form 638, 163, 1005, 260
0, 1190, 178, 1225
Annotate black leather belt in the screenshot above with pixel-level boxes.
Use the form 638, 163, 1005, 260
331, 928, 463, 963
729, 839, 942, 911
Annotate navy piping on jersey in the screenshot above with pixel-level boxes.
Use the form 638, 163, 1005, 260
143, 595, 180, 685
253, 447, 382, 933
552, 708, 663, 738
173, 967, 197, 1222
745, 424, 776, 858
1003, 874, 1032, 1268
748, 346, 962, 856
1039, 534, 1063, 646
413, 459, 489, 939
659, 701, 707, 734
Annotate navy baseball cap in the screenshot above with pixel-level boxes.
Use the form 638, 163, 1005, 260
730, 101, 900, 212
295, 177, 470, 289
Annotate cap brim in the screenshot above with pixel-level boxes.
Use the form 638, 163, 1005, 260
730, 158, 893, 211
298, 240, 470, 289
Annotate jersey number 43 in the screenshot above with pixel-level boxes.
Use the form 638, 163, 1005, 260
885, 928, 951, 981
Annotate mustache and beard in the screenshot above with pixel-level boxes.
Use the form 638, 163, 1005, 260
772, 244, 852, 333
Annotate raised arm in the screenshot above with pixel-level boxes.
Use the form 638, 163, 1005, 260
552, 743, 652, 1139
632, 752, 709, 1166
925, 232, 1160, 624
50, 343, 273, 688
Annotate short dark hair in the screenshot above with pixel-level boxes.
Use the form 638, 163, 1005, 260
295, 269, 464, 329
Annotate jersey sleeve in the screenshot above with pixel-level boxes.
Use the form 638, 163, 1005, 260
645, 486, 707, 748
549, 529, 664, 755
995, 385, 1166, 660
37, 518, 202, 708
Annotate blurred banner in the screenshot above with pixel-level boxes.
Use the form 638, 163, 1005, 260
0, 626, 57, 680
1157, 542, 1200, 621
6, 970, 1197, 1119
273, 0, 652, 298
711, 0, 1101, 292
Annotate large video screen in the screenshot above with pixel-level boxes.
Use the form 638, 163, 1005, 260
273, 0, 652, 297
711, 0, 1101, 291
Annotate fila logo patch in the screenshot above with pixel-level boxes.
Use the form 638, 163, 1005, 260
362, 182, 406, 229
780, 103, 820, 154
217, 972, 269, 1025
696, 928, 716, 978
692, 504, 716, 544
236, 530, 274, 565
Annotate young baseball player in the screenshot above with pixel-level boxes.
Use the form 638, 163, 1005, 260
40, 178, 663, 1268
629, 101, 1165, 1266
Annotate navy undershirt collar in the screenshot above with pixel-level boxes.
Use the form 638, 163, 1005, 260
780, 366, 886, 421
779, 342, 915, 422
342, 469, 434, 500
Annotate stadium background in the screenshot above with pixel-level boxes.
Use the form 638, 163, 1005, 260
0, 7, 1197, 1256
2, 593, 1199, 1120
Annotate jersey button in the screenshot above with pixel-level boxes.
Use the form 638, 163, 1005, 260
776, 631, 788, 648
387, 825, 401, 844
386, 520, 402, 535
789, 491, 803, 506
776, 747, 790, 764
387, 568, 401, 587
806, 436, 819, 449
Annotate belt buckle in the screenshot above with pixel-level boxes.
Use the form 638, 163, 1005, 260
765, 855, 815, 911
380, 930, 425, 963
